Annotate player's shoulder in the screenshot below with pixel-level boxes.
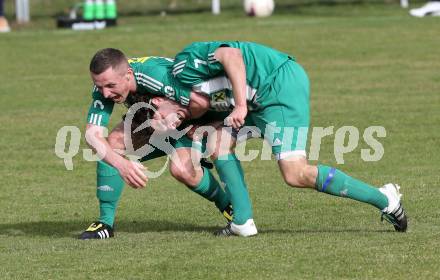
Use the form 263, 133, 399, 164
175, 42, 222, 63
181, 41, 266, 52
181, 41, 231, 51
131, 56, 173, 78
128, 56, 173, 68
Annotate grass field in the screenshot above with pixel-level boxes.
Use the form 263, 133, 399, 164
1, 3, 440, 279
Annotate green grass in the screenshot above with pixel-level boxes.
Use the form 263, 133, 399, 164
1, 3, 440, 279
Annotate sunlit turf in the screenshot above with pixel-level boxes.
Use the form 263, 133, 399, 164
0, 3, 439, 279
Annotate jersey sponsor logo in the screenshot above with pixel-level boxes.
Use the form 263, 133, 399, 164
194, 77, 259, 111
210, 91, 232, 111
89, 113, 103, 126
213, 91, 225, 102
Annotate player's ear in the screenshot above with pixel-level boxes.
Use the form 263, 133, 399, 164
151, 97, 161, 106
126, 67, 133, 80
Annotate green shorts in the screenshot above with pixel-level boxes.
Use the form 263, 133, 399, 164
248, 60, 310, 158
138, 135, 206, 162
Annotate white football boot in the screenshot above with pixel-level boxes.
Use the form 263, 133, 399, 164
379, 183, 408, 232
215, 219, 258, 237
230, 219, 258, 237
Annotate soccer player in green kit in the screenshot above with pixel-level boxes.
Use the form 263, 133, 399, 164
80, 48, 235, 239
148, 41, 408, 235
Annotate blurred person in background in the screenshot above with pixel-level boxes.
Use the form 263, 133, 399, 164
410, 1, 440, 17
0, 0, 10, 32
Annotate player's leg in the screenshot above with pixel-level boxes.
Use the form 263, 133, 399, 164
80, 122, 125, 239
169, 136, 232, 221
262, 60, 407, 231
80, 121, 167, 240
278, 159, 407, 231
278, 158, 389, 210
208, 127, 257, 237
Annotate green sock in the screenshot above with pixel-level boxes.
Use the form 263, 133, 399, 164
316, 165, 388, 210
96, 161, 124, 227
190, 167, 230, 212
214, 154, 253, 225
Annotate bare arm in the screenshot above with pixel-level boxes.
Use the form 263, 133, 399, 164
85, 124, 148, 189
214, 47, 248, 129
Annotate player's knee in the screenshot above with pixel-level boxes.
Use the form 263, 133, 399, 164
169, 161, 198, 186
283, 173, 304, 187
282, 164, 314, 188
169, 163, 185, 181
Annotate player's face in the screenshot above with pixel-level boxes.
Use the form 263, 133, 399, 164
149, 97, 190, 132
91, 66, 131, 104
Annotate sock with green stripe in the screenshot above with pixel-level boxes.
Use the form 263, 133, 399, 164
214, 154, 253, 225
316, 164, 388, 210
96, 161, 124, 227
190, 167, 230, 212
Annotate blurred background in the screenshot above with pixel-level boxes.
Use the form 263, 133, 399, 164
2, 0, 423, 23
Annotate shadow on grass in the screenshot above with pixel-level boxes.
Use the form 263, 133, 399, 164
0, 220, 394, 238
0, 220, 220, 238
260, 228, 393, 234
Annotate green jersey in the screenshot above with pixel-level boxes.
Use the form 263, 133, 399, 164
172, 41, 293, 110
173, 41, 310, 156
87, 56, 191, 127
189, 76, 257, 112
